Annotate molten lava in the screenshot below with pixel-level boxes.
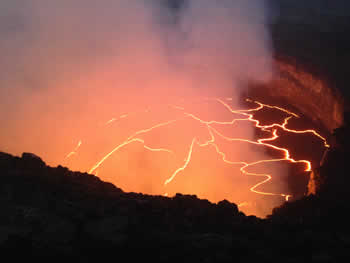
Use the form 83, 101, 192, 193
63, 98, 328, 217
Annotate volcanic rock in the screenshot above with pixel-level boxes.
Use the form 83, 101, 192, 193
21, 152, 45, 168
0, 147, 349, 262
307, 113, 350, 197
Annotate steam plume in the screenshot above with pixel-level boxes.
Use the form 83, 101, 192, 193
0, 1, 279, 216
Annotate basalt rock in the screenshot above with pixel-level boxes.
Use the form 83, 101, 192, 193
0, 150, 349, 262
307, 112, 350, 197
270, 119, 350, 233
21, 152, 45, 169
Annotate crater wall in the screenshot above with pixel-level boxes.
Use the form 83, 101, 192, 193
260, 58, 344, 133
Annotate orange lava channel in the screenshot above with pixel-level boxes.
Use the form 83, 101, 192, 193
65, 98, 328, 202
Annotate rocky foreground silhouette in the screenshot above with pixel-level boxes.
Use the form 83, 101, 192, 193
0, 131, 349, 263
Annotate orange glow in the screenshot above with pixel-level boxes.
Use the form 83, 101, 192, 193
0, 0, 329, 219
58, 98, 328, 217
2, 92, 328, 217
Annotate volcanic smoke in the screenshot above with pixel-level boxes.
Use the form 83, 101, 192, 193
0, 1, 327, 217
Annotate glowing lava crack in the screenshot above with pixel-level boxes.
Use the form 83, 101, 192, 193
64, 98, 328, 206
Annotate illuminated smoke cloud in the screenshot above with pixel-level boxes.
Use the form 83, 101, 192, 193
0, 0, 273, 152
173, 0, 273, 96
0, 1, 279, 216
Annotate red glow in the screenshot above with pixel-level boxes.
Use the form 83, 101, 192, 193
61, 97, 327, 217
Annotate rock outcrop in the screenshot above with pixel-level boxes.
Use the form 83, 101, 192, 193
0, 147, 349, 262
